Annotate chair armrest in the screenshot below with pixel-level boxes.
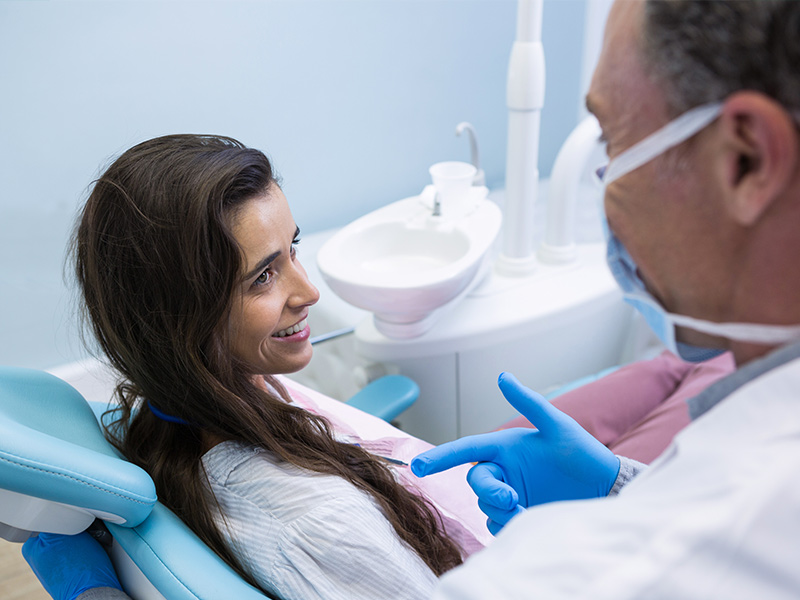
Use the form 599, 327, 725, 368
344, 375, 419, 422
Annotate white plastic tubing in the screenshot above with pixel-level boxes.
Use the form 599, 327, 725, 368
538, 115, 602, 264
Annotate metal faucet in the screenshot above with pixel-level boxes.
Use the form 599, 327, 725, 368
455, 122, 485, 186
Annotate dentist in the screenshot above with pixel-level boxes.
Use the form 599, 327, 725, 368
22, 1, 800, 598
413, 0, 800, 597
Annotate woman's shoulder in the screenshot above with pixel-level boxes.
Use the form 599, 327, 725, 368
202, 440, 375, 521
201, 440, 265, 484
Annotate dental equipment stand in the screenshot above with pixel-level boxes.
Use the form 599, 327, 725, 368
348, 1, 634, 444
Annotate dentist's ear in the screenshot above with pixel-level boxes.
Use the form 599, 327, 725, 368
719, 91, 799, 226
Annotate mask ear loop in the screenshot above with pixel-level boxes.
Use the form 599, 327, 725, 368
666, 313, 800, 345
603, 103, 723, 185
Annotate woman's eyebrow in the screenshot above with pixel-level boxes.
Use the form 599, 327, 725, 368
243, 250, 281, 283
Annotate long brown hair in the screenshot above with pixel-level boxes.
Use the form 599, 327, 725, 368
73, 134, 463, 593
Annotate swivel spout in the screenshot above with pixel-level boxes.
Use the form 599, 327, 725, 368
455, 122, 485, 186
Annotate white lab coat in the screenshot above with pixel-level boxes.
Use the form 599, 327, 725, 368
433, 354, 800, 599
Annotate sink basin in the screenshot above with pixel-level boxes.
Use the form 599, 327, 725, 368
337, 222, 470, 281
317, 187, 502, 338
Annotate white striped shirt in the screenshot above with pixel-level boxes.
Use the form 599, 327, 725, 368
203, 440, 438, 600
200, 377, 491, 600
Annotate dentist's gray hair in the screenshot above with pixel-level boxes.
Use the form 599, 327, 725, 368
642, 0, 800, 116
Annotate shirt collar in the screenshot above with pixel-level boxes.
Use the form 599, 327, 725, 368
688, 341, 800, 420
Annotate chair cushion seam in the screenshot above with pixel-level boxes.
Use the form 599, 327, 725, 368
0, 453, 155, 505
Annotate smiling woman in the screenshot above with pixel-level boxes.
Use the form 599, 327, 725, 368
72, 135, 480, 600
228, 190, 318, 376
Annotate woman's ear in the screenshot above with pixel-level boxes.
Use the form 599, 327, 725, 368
718, 91, 799, 226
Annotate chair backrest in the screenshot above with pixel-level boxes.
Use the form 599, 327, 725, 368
0, 366, 269, 600
108, 503, 270, 599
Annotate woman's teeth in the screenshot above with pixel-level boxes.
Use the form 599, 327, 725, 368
273, 318, 308, 338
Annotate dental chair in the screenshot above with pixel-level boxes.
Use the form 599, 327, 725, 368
0, 365, 420, 600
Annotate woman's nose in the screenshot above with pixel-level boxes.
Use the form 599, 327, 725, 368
288, 258, 319, 308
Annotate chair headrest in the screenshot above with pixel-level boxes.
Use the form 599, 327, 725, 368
0, 366, 156, 528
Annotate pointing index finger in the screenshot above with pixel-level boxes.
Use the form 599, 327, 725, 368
411, 433, 501, 477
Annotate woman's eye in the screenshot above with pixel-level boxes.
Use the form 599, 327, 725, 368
254, 269, 272, 286
291, 237, 301, 258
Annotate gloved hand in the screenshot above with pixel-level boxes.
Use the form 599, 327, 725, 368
411, 372, 621, 534
22, 531, 123, 600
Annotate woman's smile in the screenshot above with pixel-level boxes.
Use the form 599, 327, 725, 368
272, 316, 310, 339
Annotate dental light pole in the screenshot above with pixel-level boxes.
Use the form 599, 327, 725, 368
496, 0, 545, 277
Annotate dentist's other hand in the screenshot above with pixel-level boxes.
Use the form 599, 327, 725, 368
411, 372, 620, 533
22, 531, 123, 600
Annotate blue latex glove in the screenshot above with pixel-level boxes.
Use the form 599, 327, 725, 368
411, 372, 621, 534
22, 532, 123, 600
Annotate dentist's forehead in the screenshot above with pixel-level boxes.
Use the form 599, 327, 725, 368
587, 0, 669, 149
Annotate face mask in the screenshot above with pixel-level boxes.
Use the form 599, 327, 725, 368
603, 220, 723, 362
597, 102, 800, 356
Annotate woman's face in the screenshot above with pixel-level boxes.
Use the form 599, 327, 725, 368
228, 186, 319, 375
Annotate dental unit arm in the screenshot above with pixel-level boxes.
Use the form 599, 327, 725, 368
496, 0, 545, 276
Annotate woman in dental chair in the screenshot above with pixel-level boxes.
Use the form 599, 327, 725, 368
23, 347, 735, 600
57, 134, 489, 600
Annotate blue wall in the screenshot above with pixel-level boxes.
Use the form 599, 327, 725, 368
0, 0, 589, 368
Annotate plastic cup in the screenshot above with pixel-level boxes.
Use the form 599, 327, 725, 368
429, 161, 477, 211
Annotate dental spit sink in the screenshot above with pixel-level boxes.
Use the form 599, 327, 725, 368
339, 223, 470, 277
317, 186, 502, 339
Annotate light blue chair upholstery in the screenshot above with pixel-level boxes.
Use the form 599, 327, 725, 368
0, 367, 156, 542
0, 365, 419, 599
105, 503, 267, 599
543, 365, 620, 400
